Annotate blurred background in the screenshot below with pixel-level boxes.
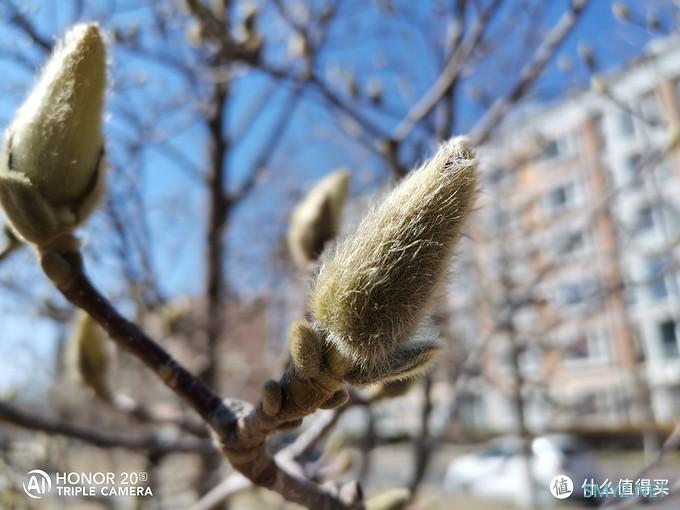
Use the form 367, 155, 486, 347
1, 0, 680, 509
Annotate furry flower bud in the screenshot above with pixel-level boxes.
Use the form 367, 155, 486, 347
309, 138, 477, 384
288, 169, 350, 268
0, 23, 106, 248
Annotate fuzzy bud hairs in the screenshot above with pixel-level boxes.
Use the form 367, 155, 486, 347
0, 23, 106, 251
296, 138, 477, 386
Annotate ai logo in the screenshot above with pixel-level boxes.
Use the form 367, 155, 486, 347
23, 469, 52, 499
550, 474, 574, 499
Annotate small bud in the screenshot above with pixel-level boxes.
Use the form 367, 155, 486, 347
236, 4, 263, 57
339, 481, 363, 506
365, 488, 411, 510
0, 23, 107, 248
666, 125, 680, 153
261, 379, 283, 416
368, 80, 383, 105
289, 320, 324, 379
612, 2, 630, 21
186, 22, 207, 46
590, 77, 608, 95
578, 43, 596, 71
347, 74, 359, 98
40, 251, 76, 287
71, 312, 111, 399
287, 169, 350, 268
310, 138, 476, 384
647, 12, 661, 31
333, 449, 354, 474
320, 388, 350, 409
211, 0, 228, 18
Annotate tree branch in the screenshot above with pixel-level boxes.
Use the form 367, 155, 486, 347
0, 400, 211, 455
392, 0, 501, 143
46, 250, 360, 509
468, 0, 592, 146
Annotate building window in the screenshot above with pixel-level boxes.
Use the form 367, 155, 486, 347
539, 140, 559, 160
626, 153, 641, 181
648, 257, 669, 300
619, 110, 635, 136
560, 230, 586, 255
660, 320, 679, 358
555, 279, 599, 309
638, 91, 663, 127
544, 182, 576, 213
567, 335, 589, 359
593, 114, 606, 148
558, 283, 584, 306
534, 134, 577, 162
636, 205, 655, 233
565, 330, 610, 365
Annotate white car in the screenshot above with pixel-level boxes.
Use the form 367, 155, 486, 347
444, 434, 600, 506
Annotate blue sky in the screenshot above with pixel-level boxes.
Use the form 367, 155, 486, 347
0, 0, 676, 396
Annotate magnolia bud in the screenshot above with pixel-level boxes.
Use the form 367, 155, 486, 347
320, 388, 349, 409
578, 43, 596, 71
367, 80, 383, 105
71, 312, 111, 399
347, 74, 359, 98
261, 379, 283, 416
309, 138, 476, 384
590, 77, 608, 95
289, 320, 324, 379
365, 488, 411, 510
287, 169, 350, 268
612, 2, 630, 21
666, 125, 680, 153
0, 23, 106, 248
647, 12, 661, 32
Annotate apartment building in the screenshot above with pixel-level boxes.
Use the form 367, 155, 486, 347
449, 36, 680, 432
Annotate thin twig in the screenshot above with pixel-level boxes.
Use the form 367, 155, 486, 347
0, 400, 211, 455
392, 0, 502, 143
469, 0, 592, 146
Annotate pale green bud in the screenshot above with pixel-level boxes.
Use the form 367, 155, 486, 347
365, 489, 411, 510
666, 125, 680, 153
590, 77, 608, 95
71, 312, 111, 399
261, 379, 283, 416
0, 23, 107, 248
647, 12, 661, 32
368, 80, 383, 105
289, 320, 324, 379
320, 388, 349, 409
309, 138, 477, 384
288, 169, 350, 268
578, 43, 596, 71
